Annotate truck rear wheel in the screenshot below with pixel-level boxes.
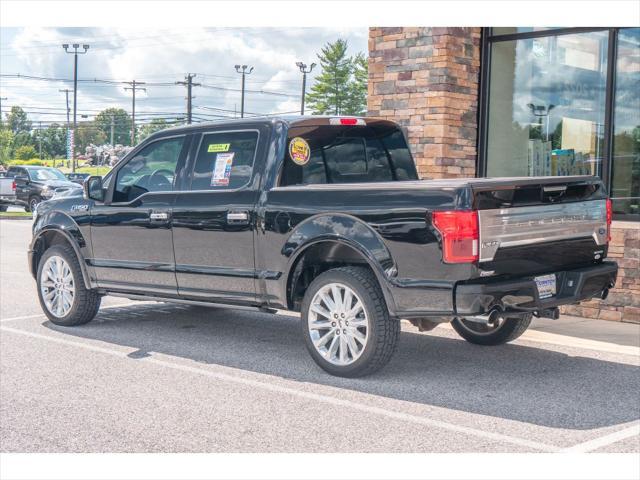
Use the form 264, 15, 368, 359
451, 314, 532, 346
301, 266, 399, 377
37, 244, 101, 326
27, 196, 41, 213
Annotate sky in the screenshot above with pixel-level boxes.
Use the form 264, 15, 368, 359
0, 27, 368, 127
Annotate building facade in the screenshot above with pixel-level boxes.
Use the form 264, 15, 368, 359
368, 27, 639, 323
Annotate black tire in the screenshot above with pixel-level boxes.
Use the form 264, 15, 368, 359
301, 266, 399, 377
451, 314, 532, 346
0, 205, 7, 212
27, 196, 41, 213
36, 244, 101, 326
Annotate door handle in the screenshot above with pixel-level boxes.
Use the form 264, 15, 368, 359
227, 211, 249, 223
150, 212, 169, 221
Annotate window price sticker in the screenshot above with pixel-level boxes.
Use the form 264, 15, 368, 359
211, 152, 234, 186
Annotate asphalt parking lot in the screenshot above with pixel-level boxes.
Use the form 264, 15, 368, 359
1, 219, 639, 453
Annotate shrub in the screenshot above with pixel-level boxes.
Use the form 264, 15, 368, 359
14, 145, 38, 161
7, 158, 43, 166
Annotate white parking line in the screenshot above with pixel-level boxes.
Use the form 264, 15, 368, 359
0, 324, 561, 452
413, 321, 640, 357
562, 423, 640, 453
0, 302, 152, 323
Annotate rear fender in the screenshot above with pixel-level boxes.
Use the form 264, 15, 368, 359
283, 213, 398, 314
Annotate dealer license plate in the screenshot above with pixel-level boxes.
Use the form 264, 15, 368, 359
535, 274, 556, 299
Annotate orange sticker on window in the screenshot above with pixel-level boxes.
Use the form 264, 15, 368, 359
289, 137, 310, 166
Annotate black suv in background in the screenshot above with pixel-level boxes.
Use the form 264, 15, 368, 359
29, 116, 617, 377
4, 165, 79, 211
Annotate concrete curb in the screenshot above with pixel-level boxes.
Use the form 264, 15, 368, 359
0, 215, 32, 220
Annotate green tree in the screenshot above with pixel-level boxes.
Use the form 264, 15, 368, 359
40, 123, 67, 158
5, 106, 32, 134
344, 52, 368, 116
137, 119, 168, 141
306, 39, 367, 115
94, 108, 132, 145
0, 129, 14, 166
75, 122, 107, 154
15, 145, 38, 160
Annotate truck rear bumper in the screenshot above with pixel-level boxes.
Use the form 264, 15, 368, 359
455, 261, 618, 316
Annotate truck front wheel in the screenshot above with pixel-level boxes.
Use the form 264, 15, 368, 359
36, 244, 101, 326
451, 314, 532, 346
301, 266, 399, 377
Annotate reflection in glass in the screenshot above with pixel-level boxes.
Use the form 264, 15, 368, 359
611, 28, 640, 216
486, 32, 609, 178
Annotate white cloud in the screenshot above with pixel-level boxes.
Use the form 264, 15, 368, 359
1, 27, 368, 126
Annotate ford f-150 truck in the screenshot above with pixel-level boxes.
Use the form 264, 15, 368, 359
29, 116, 617, 377
4, 165, 79, 211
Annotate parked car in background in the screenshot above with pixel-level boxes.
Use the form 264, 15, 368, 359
0, 173, 17, 212
66, 172, 90, 185
29, 116, 618, 377
3, 165, 80, 212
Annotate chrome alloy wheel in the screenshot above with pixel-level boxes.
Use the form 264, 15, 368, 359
307, 282, 369, 366
40, 255, 75, 318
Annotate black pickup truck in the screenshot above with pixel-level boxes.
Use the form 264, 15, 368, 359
29, 116, 617, 377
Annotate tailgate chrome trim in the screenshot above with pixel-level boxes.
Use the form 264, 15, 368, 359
478, 200, 607, 262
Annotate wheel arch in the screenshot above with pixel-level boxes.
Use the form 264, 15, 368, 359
282, 214, 398, 315
31, 225, 92, 290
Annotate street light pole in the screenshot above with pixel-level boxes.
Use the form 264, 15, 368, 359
296, 62, 316, 115
234, 65, 253, 118
62, 43, 89, 172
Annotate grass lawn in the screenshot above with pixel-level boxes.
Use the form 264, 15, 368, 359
0, 211, 32, 218
58, 165, 112, 176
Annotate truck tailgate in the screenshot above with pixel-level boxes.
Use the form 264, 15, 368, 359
470, 176, 609, 276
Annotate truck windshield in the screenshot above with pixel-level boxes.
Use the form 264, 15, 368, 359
280, 124, 418, 186
28, 168, 67, 181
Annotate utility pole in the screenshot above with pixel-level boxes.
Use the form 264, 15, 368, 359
59, 89, 71, 126
58, 89, 71, 169
62, 43, 89, 172
124, 80, 146, 145
234, 65, 253, 118
110, 115, 115, 146
295, 61, 316, 115
176, 74, 200, 124
38, 121, 43, 160
0, 97, 6, 123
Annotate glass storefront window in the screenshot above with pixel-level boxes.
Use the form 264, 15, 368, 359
486, 31, 609, 178
491, 27, 558, 36
611, 28, 640, 216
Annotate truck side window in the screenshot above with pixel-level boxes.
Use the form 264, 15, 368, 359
113, 136, 184, 203
190, 130, 258, 190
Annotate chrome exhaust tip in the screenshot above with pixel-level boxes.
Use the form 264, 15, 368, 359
462, 307, 502, 326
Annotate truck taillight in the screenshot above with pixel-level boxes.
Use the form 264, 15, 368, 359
432, 210, 479, 264
606, 198, 612, 242
11, 180, 16, 191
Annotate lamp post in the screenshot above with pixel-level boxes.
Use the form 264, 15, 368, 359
62, 43, 89, 172
234, 65, 253, 118
296, 62, 316, 115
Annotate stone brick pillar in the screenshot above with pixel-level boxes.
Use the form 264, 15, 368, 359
368, 27, 481, 178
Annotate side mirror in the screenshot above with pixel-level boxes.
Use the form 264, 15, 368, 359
84, 175, 105, 202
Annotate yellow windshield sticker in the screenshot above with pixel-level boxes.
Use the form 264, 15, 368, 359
208, 143, 230, 153
289, 137, 310, 166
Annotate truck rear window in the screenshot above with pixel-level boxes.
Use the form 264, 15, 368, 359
279, 124, 418, 186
